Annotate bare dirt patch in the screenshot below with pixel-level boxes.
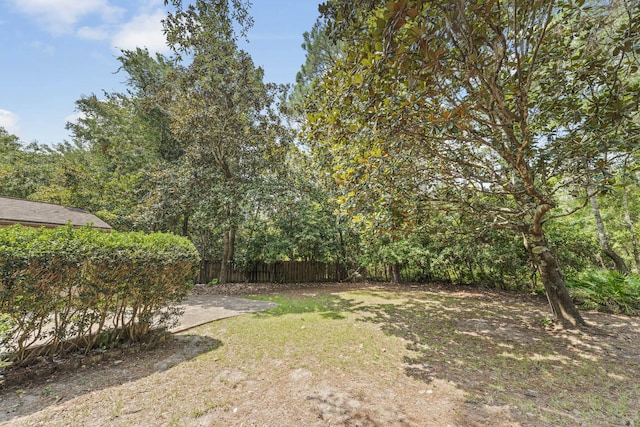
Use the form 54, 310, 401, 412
1, 282, 638, 426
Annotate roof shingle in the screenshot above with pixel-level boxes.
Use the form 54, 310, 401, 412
0, 197, 112, 230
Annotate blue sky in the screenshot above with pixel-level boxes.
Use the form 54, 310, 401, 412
0, 0, 321, 146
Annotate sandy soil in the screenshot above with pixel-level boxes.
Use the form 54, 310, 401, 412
1, 282, 638, 426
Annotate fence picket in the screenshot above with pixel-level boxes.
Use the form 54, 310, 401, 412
197, 260, 346, 284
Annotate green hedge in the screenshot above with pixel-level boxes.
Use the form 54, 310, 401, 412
0, 225, 200, 364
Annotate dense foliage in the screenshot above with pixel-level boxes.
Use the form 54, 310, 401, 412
567, 269, 640, 315
0, 225, 199, 364
305, 0, 640, 326
1, 0, 640, 326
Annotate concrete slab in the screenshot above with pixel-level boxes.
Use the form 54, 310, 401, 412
170, 295, 277, 333
0, 296, 277, 356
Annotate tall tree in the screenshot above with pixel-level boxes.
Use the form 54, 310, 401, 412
0, 128, 57, 199
590, 190, 630, 273
287, 18, 343, 120
308, 0, 640, 326
162, 0, 290, 283
240, 146, 348, 265
115, 48, 184, 163
52, 88, 171, 230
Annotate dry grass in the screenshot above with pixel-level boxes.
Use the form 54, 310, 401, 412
1, 284, 639, 426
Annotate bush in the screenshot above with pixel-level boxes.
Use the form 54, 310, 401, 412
0, 225, 200, 364
360, 224, 532, 290
567, 269, 640, 315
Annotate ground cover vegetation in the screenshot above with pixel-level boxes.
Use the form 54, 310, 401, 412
0, 0, 639, 326
0, 286, 638, 426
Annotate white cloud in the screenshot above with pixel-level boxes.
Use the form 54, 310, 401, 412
111, 9, 170, 54
77, 26, 109, 41
9, 1, 170, 54
137, 0, 166, 13
0, 109, 21, 137
64, 111, 86, 126
9, 0, 124, 34
29, 40, 55, 55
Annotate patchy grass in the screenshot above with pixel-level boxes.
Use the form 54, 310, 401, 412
1, 285, 638, 426
247, 293, 356, 319
253, 288, 640, 426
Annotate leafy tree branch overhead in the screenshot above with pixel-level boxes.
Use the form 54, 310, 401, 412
308, 0, 640, 326
3, 0, 640, 325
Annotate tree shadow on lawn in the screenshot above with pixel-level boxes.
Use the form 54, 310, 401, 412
354, 288, 640, 426
252, 286, 640, 425
0, 334, 222, 423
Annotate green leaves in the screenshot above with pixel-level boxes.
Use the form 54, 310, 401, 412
306, 1, 640, 321
0, 128, 58, 199
567, 269, 640, 315
309, 0, 640, 235
1, 225, 199, 363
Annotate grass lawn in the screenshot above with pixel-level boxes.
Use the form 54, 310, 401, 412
1, 285, 638, 426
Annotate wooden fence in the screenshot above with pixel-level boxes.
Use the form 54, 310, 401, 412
198, 260, 347, 284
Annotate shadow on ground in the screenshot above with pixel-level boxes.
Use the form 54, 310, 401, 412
354, 288, 640, 426
3, 284, 638, 426
0, 334, 222, 423
252, 285, 640, 426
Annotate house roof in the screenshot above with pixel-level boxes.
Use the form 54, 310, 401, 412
0, 197, 112, 230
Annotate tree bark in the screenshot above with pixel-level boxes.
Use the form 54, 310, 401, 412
622, 187, 640, 272
218, 196, 237, 284
181, 214, 189, 237
590, 193, 629, 273
523, 231, 586, 328
228, 226, 236, 261
219, 229, 231, 284
390, 263, 401, 285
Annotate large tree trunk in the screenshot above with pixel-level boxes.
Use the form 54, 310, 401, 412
219, 229, 231, 285
390, 263, 401, 285
523, 231, 586, 328
228, 226, 236, 261
591, 193, 629, 273
622, 187, 640, 272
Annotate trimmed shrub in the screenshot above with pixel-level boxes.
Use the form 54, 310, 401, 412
567, 269, 640, 315
0, 225, 199, 364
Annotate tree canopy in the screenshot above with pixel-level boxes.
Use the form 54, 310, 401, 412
306, 0, 640, 326
3, 0, 640, 325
